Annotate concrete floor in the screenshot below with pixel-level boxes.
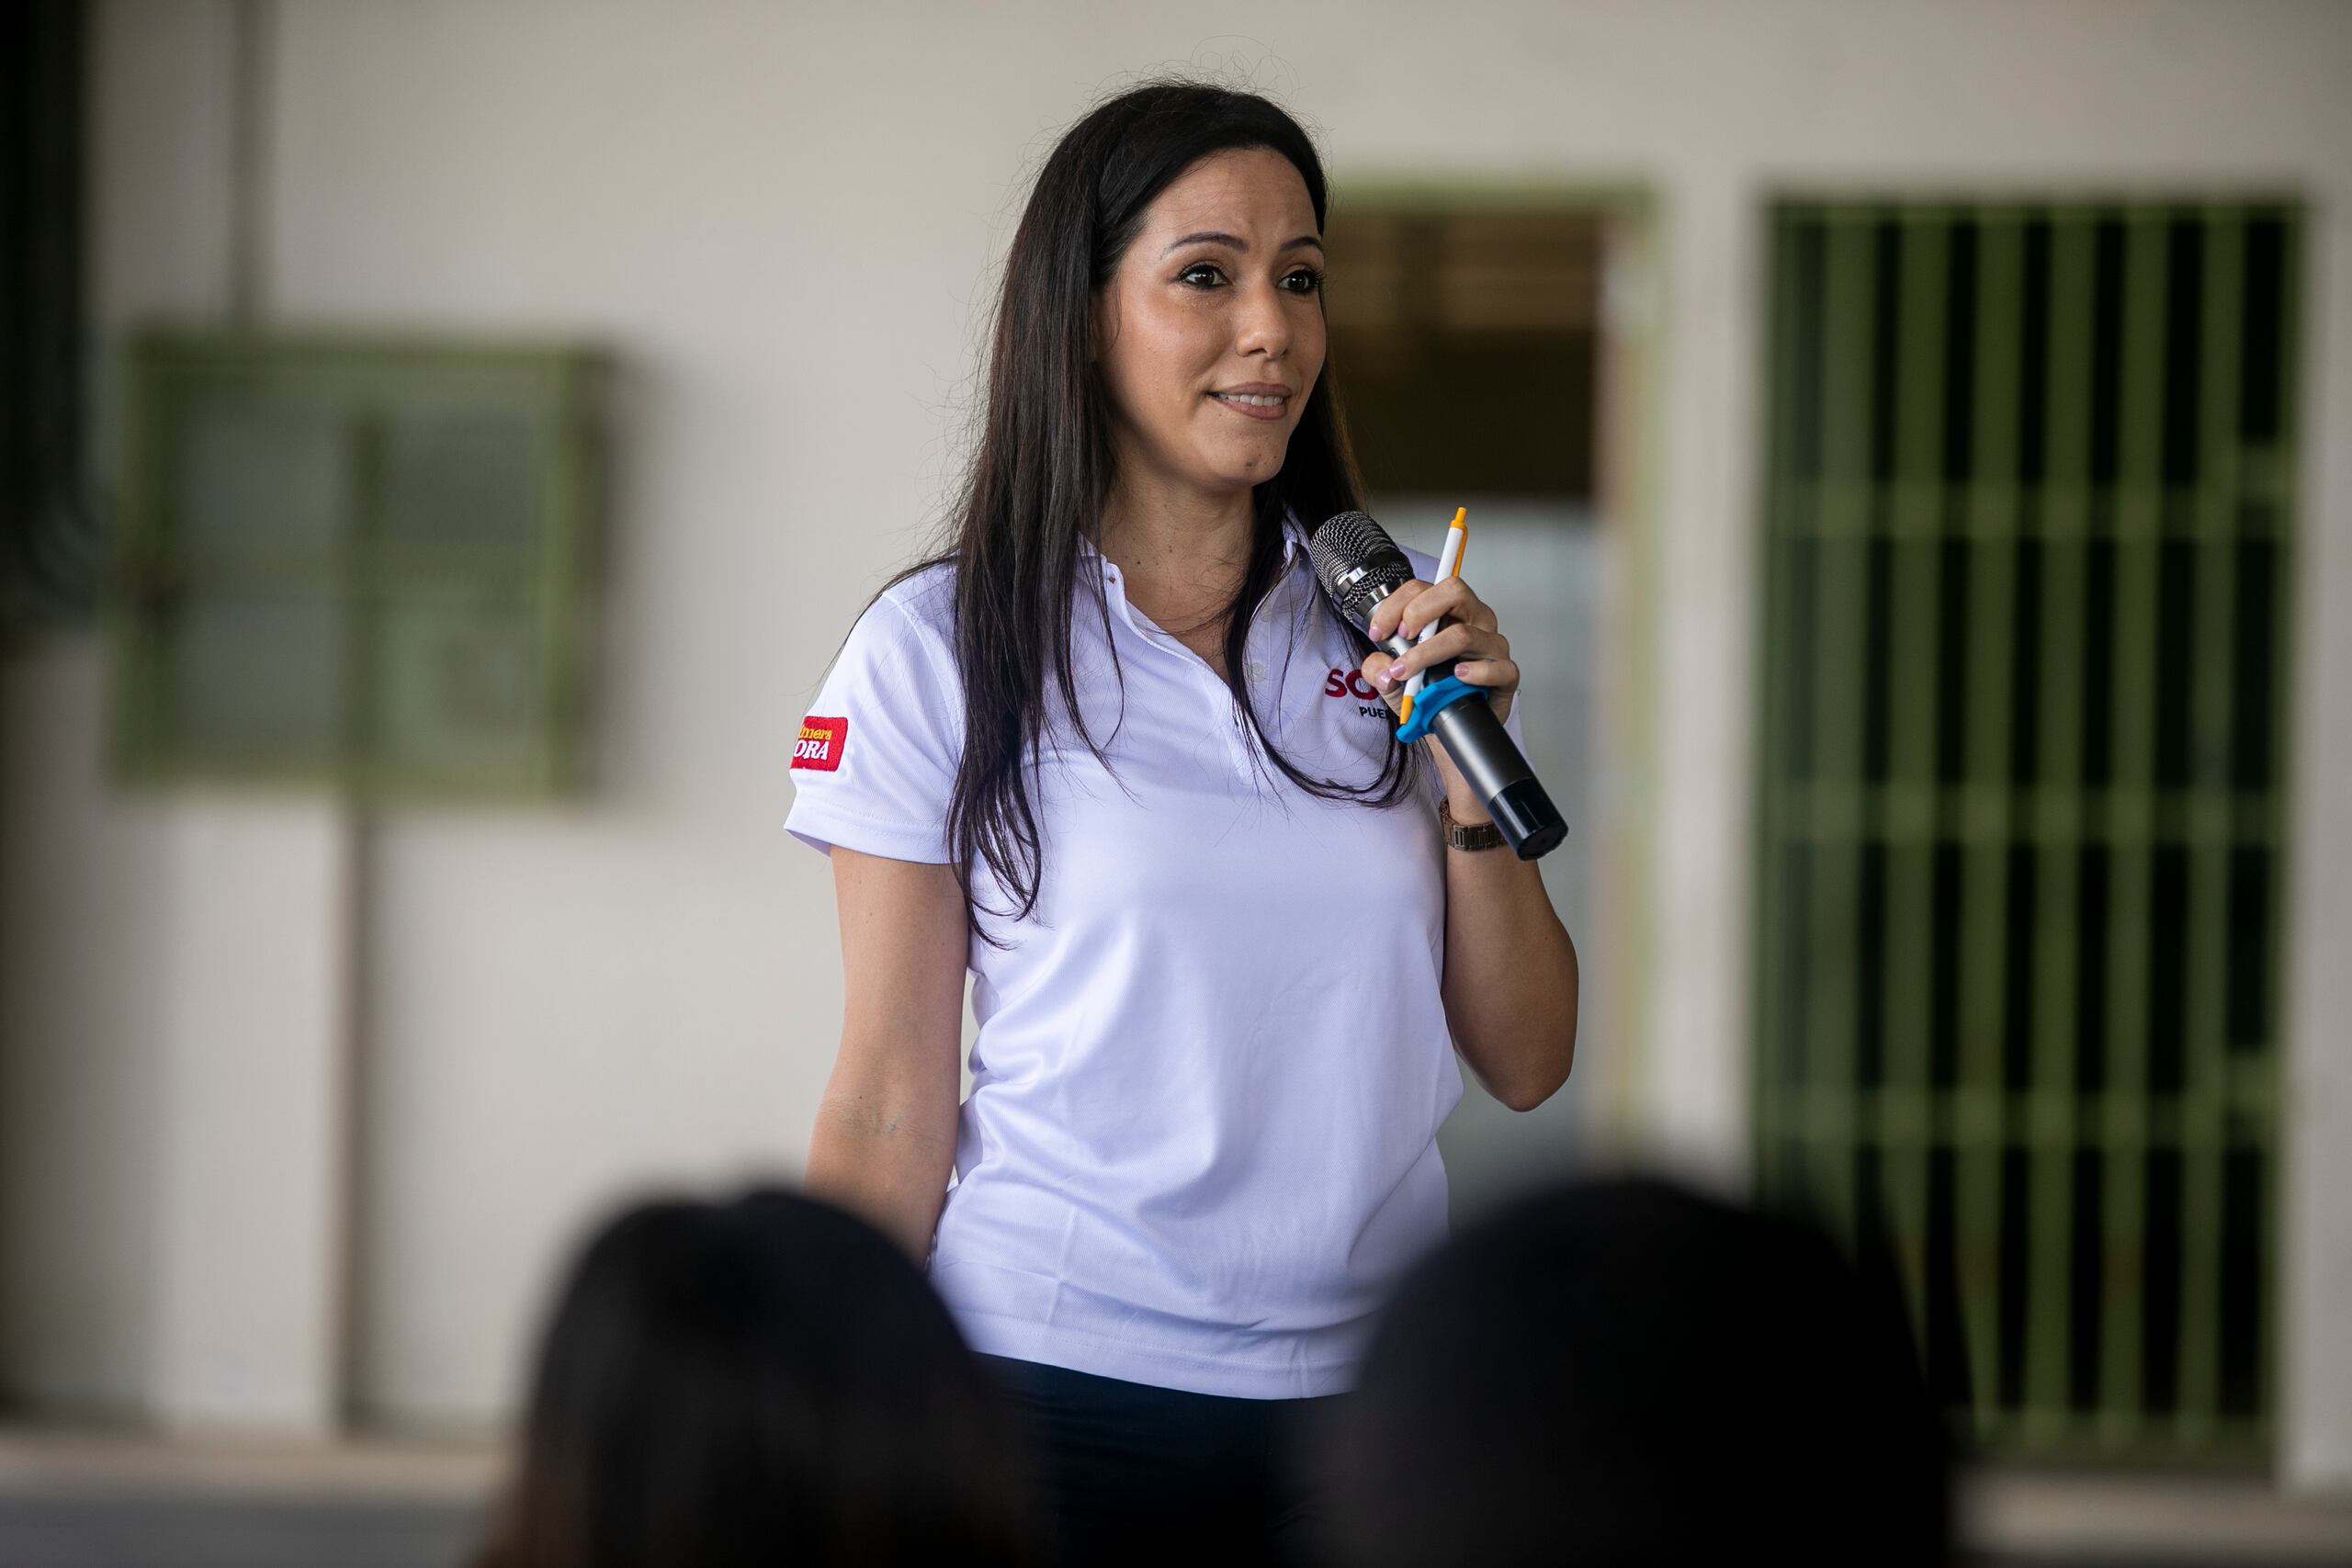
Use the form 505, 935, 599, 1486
3, 1427, 2350, 1567
0, 1429, 491, 1568
0, 1494, 482, 1568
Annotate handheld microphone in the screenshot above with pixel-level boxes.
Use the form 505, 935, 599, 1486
1309, 510, 1567, 861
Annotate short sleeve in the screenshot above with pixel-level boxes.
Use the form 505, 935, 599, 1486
784, 591, 963, 863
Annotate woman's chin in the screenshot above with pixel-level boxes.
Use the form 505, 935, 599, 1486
1202, 447, 1290, 491
1123, 440, 1285, 502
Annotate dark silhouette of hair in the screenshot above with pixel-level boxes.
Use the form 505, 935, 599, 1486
472, 1188, 1040, 1568
874, 79, 1410, 941
1321, 1178, 1951, 1567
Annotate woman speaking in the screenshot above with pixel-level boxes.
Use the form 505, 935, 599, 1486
785, 81, 1578, 1562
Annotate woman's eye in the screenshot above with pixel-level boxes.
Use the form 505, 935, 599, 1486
1176, 263, 1321, 293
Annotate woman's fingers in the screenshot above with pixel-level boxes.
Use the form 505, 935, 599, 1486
1374, 622, 1511, 689
1360, 644, 1519, 728
1360, 578, 1519, 727
1361, 650, 1408, 716
1461, 658, 1518, 727
1369, 576, 1497, 641
1453, 658, 1522, 710
1363, 581, 1431, 644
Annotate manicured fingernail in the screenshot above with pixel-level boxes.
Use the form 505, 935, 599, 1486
1376, 663, 1400, 689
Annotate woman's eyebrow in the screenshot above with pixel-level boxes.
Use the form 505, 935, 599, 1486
1159, 231, 1325, 256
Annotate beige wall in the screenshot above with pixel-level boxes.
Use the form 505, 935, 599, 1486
3, 0, 2346, 1484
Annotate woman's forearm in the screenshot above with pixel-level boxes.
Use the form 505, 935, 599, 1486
806, 1078, 960, 1260
1434, 767, 1579, 1111
810, 851, 970, 1259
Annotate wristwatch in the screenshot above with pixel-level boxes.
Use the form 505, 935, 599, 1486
1439, 798, 1508, 852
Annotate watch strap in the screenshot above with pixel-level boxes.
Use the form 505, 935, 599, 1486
1439, 798, 1508, 852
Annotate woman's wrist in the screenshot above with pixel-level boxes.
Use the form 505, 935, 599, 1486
1428, 747, 1493, 825
1440, 791, 1492, 824
1444, 793, 1494, 827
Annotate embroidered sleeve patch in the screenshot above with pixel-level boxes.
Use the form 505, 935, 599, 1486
791, 715, 848, 772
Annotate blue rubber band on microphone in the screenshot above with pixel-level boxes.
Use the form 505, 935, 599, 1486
1394, 672, 1487, 746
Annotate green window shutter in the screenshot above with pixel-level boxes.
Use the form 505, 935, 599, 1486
109, 335, 599, 799
1757, 201, 2301, 1461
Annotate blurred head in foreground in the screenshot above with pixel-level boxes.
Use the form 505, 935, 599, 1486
1324, 1178, 1949, 1568
473, 1187, 1039, 1568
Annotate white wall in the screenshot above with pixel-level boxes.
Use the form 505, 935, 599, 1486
4, 0, 2346, 1483
1, 1, 234, 1422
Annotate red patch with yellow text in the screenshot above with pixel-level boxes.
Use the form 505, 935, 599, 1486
791, 715, 848, 772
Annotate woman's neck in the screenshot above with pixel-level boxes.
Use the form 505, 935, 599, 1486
1097, 479, 1255, 601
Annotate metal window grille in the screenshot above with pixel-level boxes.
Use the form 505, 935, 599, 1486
109, 334, 599, 798
1756, 200, 2301, 1459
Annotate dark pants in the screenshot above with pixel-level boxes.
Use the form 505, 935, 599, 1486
978, 1353, 1345, 1568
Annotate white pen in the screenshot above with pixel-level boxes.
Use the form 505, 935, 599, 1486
1400, 506, 1468, 724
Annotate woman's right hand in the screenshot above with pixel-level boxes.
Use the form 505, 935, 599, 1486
804, 848, 967, 1259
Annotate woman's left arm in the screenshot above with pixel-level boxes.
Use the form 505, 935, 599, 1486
1363, 581, 1579, 1112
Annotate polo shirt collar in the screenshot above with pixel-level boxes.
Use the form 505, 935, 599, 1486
1278, 510, 1311, 566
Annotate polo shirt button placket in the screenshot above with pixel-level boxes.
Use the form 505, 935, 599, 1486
1102, 561, 1275, 783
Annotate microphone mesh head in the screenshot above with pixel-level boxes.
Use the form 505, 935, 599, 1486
1309, 510, 1413, 626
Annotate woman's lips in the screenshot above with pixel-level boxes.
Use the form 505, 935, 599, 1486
1207, 390, 1289, 421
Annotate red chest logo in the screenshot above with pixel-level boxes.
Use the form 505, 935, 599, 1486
791, 715, 847, 772
1324, 667, 1381, 702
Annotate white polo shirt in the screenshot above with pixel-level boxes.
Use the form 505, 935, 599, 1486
785, 516, 1523, 1399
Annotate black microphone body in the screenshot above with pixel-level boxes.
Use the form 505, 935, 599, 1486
1309, 512, 1568, 862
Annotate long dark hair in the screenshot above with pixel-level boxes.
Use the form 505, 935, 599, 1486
472, 1188, 1040, 1568
879, 80, 1416, 936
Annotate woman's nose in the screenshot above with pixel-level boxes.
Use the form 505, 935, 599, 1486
1234, 281, 1291, 359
